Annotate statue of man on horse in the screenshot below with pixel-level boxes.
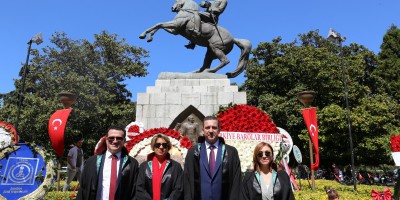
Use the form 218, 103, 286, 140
186, 0, 228, 49
139, 0, 251, 78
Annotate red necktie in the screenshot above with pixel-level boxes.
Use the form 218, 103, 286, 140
209, 145, 215, 173
109, 155, 117, 200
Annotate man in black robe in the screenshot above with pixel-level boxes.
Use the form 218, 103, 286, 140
77, 126, 139, 200
183, 116, 241, 200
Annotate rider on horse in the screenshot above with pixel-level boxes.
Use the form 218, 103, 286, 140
185, 0, 228, 49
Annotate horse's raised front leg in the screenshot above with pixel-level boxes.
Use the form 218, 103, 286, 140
204, 45, 230, 73
139, 20, 182, 42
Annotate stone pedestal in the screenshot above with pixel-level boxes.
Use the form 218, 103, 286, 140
136, 72, 247, 129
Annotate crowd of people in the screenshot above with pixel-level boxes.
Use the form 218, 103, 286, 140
66, 116, 294, 200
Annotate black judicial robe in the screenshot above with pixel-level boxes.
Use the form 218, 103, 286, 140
183, 137, 242, 200
240, 170, 295, 200
76, 148, 139, 200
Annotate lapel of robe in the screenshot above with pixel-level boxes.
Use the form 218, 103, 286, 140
200, 142, 212, 177
115, 152, 129, 191
211, 142, 224, 178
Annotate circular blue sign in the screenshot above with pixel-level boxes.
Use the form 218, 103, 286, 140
293, 145, 302, 164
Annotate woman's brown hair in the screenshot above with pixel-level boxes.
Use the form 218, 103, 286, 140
326, 187, 339, 200
252, 142, 277, 171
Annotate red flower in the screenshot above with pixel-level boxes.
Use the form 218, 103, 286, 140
125, 127, 190, 151
128, 125, 140, 133
180, 136, 193, 149
390, 135, 400, 152
217, 104, 279, 133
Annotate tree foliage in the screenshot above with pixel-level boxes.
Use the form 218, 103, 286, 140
242, 29, 400, 166
0, 31, 149, 156
374, 24, 400, 103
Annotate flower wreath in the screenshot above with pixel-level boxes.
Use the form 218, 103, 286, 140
0, 121, 18, 150
217, 104, 279, 133
126, 128, 192, 160
125, 121, 145, 141
217, 104, 282, 172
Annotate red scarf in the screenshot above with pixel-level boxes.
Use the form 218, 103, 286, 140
152, 156, 167, 200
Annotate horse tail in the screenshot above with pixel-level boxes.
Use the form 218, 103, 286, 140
227, 38, 252, 78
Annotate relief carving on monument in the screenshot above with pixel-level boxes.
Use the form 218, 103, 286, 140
169, 105, 204, 145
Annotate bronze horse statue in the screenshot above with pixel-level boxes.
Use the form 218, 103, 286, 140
139, 0, 252, 78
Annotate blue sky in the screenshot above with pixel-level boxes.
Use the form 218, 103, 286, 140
1, 0, 399, 101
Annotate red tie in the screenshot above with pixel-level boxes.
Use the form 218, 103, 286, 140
109, 155, 117, 200
209, 145, 215, 173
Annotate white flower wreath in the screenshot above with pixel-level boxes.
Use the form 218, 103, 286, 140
128, 136, 188, 166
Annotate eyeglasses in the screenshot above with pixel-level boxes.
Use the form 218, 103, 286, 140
107, 136, 124, 142
257, 151, 272, 158
154, 143, 169, 149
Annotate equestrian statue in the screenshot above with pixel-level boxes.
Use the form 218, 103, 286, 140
139, 0, 252, 78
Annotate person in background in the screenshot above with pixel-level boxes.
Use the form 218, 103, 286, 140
241, 142, 294, 200
77, 126, 139, 200
184, 116, 241, 200
63, 138, 84, 191
136, 133, 183, 200
326, 187, 339, 200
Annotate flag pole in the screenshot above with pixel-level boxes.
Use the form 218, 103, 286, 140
297, 90, 316, 191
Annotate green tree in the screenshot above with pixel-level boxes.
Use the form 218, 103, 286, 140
242, 30, 400, 166
373, 24, 400, 103
0, 31, 149, 156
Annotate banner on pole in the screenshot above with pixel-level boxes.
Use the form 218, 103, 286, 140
48, 108, 72, 157
301, 107, 319, 170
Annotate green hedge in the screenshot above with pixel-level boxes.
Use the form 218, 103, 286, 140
43, 180, 79, 200
43, 180, 393, 199
294, 179, 393, 200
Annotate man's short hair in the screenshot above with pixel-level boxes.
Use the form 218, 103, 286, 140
203, 116, 220, 128
106, 125, 126, 138
73, 137, 83, 143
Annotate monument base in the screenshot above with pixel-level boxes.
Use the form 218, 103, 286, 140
136, 72, 247, 129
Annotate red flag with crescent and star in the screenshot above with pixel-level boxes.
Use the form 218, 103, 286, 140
301, 107, 319, 170
48, 108, 73, 157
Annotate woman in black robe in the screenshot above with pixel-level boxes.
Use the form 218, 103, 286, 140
136, 133, 183, 200
241, 142, 295, 200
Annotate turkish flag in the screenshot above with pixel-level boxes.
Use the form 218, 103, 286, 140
48, 108, 73, 157
301, 107, 319, 170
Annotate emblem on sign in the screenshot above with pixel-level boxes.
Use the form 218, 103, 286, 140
293, 145, 302, 164
2, 157, 39, 185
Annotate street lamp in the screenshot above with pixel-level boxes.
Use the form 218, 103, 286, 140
327, 28, 357, 192
297, 90, 316, 191
15, 33, 43, 134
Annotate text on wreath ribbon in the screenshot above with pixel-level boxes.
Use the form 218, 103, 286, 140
219, 132, 282, 142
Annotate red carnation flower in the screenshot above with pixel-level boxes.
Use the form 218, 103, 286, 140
128, 125, 140, 133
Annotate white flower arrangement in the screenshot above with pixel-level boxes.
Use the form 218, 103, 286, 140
0, 127, 13, 149
225, 140, 281, 172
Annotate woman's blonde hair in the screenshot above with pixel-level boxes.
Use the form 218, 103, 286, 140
252, 142, 277, 171
150, 133, 171, 151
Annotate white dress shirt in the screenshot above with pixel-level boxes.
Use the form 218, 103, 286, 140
99, 151, 121, 200
205, 140, 219, 162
